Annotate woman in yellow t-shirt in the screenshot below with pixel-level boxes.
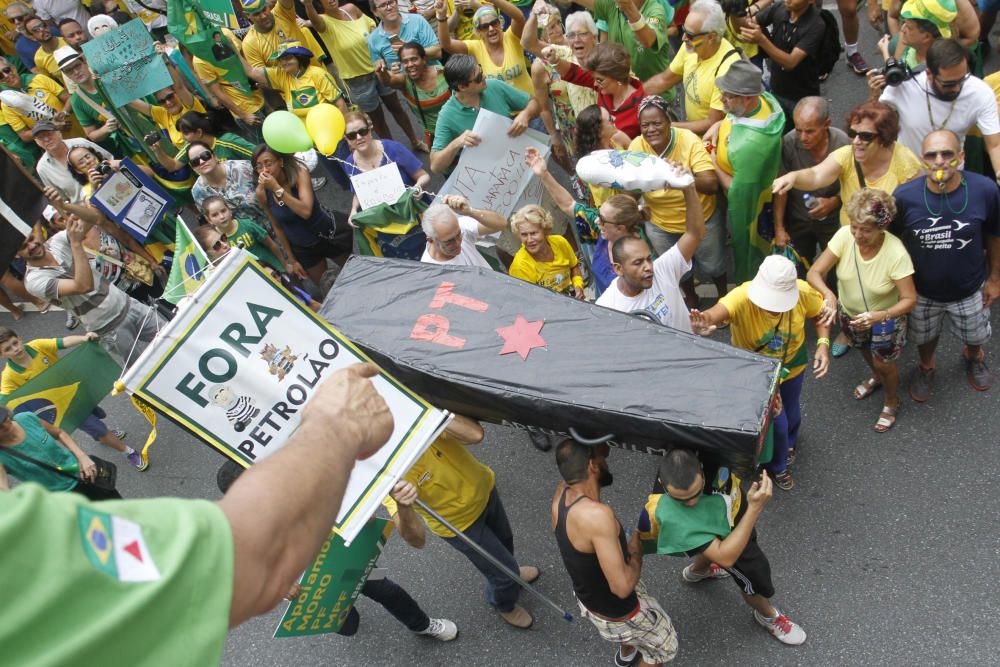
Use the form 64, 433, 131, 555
243, 40, 347, 118
806, 188, 917, 434
435, 0, 533, 95
508, 204, 584, 298
773, 101, 921, 227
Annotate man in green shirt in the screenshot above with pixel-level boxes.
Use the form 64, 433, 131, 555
429, 54, 539, 173
0, 364, 395, 665
576, 0, 673, 82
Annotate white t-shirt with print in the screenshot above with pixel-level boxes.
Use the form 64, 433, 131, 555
596, 244, 693, 332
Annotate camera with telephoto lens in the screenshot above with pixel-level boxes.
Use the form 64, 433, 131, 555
877, 58, 925, 86
719, 0, 749, 17
94, 161, 113, 176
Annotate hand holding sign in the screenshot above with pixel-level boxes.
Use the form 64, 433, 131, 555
303, 363, 394, 461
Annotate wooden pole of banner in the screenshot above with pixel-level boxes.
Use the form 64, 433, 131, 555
414, 498, 574, 622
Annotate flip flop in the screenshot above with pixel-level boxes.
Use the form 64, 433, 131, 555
874, 404, 898, 433
853, 377, 881, 400
831, 341, 850, 358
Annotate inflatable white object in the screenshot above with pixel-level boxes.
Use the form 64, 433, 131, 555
575, 149, 695, 192
0, 90, 57, 122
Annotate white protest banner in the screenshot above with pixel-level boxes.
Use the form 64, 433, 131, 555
351, 162, 407, 210
120, 250, 452, 543
436, 109, 550, 219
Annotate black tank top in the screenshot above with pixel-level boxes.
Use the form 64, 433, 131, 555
554, 487, 639, 618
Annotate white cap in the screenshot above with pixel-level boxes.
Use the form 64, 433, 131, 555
747, 255, 799, 313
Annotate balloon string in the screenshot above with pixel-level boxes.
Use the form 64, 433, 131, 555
320, 151, 443, 201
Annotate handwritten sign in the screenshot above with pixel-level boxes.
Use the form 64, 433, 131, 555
436, 109, 550, 219
351, 163, 407, 210
274, 519, 393, 637
82, 19, 172, 107
90, 159, 172, 242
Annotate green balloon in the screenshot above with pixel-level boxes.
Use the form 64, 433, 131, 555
262, 111, 314, 154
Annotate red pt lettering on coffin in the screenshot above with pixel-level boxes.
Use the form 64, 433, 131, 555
429, 282, 489, 312
410, 314, 466, 348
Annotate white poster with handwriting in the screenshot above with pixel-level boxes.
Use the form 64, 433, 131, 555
436, 110, 550, 219
351, 162, 407, 210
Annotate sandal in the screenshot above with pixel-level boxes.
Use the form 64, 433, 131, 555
853, 377, 882, 400
773, 470, 795, 490
874, 404, 898, 433
786, 448, 796, 466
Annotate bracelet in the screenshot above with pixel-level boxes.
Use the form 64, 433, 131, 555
572, 275, 584, 289
629, 17, 647, 31
816, 337, 830, 347
881, 310, 889, 323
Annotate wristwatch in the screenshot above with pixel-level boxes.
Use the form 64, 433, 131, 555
275, 187, 285, 198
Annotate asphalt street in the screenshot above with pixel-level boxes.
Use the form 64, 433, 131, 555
4, 9, 1000, 666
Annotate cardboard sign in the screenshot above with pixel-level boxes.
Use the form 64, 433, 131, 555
90, 159, 172, 243
82, 19, 172, 107
351, 163, 407, 210
274, 519, 393, 637
120, 251, 452, 543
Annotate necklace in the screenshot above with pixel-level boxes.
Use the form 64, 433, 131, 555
923, 177, 969, 215
355, 142, 384, 171
924, 88, 957, 131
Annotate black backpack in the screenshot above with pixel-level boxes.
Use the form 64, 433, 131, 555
817, 9, 844, 79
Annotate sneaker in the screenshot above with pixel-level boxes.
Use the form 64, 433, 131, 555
112, 429, 127, 440
528, 430, 552, 452
964, 353, 993, 391
846, 52, 870, 75
127, 450, 149, 471
753, 608, 807, 645
614, 646, 641, 667
682, 563, 730, 583
773, 470, 795, 491
65, 312, 80, 330
499, 604, 533, 629
416, 617, 458, 641
311, 176, 327, 191
909, 365, 934, 402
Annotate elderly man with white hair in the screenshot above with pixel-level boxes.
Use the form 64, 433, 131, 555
420, 195, 508, 267
644, 0, 741, 136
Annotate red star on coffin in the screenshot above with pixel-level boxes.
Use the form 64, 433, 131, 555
496, 316, 547, 360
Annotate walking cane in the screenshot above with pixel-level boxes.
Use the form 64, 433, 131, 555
413, 498, 574, 622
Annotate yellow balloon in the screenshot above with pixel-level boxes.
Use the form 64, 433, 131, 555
305, 103, 346, 156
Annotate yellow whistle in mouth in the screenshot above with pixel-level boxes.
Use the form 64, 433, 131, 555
935, 169, 946, 181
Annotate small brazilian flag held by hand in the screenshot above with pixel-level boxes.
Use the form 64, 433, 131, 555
163, 219, 209, 305
0, 343, 121, 433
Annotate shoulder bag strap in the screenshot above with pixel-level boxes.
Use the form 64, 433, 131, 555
714, 48, 743, 77
408, 76, 429, 132
852, 242, 872, 312
853, 158, 866, 190
1, 443, 82, 482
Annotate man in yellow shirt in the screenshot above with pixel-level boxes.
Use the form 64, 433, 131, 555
400, 415, 540, 630
644, 0, 742, 136
0, 56, 73, 142
239, 0, 327, 69
25, 15, 74, 92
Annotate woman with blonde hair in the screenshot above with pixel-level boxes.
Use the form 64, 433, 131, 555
807, 188, 917, 433
508, 204, 585, 298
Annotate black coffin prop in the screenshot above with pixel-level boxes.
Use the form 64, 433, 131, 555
320, 257, 780, 469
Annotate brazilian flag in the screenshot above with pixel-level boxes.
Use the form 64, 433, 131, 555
167, 0, 250, 91
0, 343, 121, 433
163, 219, 209, 304
725, 92, 785, 283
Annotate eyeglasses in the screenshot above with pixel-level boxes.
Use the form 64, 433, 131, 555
922, 149, 957, 160
373, 0, 396, 9
681, 28, 710, 41
847, 128, 878, 143
0, 66, 14, 76
156, 91, 176, 103
566, 30, 591, 39
344, 126, 371, 140
934, 72, 970, 88
9, 14, 27, 23
477, 18, 501, 30
190, 151, 214, 167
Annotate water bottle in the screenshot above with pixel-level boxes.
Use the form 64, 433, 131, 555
803, 193, 819, 210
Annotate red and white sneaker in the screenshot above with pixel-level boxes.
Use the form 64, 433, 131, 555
753, 608, 807, 645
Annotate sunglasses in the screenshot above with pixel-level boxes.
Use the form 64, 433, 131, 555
847, 128, 878, 143
923, 149, 957, 160
212, 235, 229, 251
156, 91, 176, 103
345, 126, 371, 140
477, 18, 501, 30
190, 151, 214, 167
27, 23, 47, 33
935, 72, 970, 88
682, 28, 709, 41
0, 66, 14, 76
